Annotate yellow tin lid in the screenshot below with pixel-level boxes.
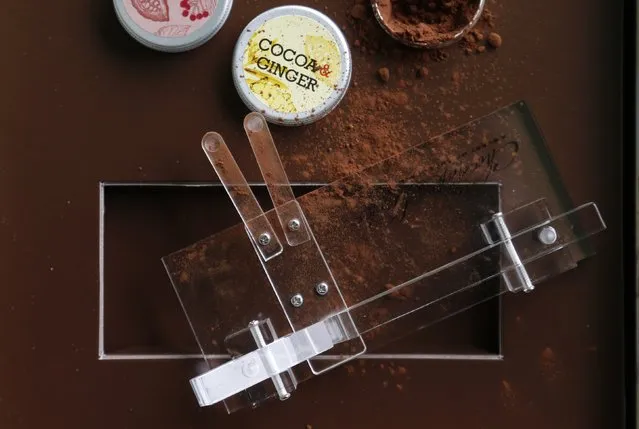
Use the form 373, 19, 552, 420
232, 6, 352, 126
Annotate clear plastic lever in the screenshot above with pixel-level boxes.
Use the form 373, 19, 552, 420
244, 112, 311, 247
201, 132, 283, 261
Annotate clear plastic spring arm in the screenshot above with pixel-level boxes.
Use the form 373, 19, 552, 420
201, 132, 282, 261
244, 113, 311, 247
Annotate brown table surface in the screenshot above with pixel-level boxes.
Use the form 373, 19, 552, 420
0, 0, 626, 428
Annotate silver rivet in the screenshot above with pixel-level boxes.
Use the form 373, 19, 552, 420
290, 293, 304, 308
288, 219, 301, 231
537, 226, 558, 245
242, 358, 260, 378
258, 233, 271, 246
315, 282, 329, 296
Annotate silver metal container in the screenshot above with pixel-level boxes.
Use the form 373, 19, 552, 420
114, 0, 233, 53
232, 5, 352, 126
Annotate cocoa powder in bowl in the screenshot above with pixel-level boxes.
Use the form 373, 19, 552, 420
374, 0, 482, 47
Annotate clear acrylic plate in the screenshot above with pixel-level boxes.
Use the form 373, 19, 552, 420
162, 101, 606, 412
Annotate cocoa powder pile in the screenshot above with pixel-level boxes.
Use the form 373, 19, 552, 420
375, 0, 481, 46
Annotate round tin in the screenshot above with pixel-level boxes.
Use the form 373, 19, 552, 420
232, 6, 352, 126
114, 0, 232, 53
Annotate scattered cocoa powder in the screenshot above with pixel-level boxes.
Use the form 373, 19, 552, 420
501, 379, 514, 397
284, 85, 413, 179
458, 9, 498, 52
282, 0, 503, 181
541, 347, 555, 367
500, 379, 516, 407
430, 49, 449, 62
487, 32, 502, 48
351, 3, 368, 20
540, 347, 562, 381
384, 283, 414, 300
375, 0, 481, 46
378, 67, 391, 82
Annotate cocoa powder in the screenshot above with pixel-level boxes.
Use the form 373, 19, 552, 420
487, 31, 502, 48
281, 1, 503, 181
375, 0, 481, 46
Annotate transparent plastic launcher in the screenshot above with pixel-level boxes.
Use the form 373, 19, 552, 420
162, 101, 606, 413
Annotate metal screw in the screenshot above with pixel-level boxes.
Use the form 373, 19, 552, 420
537, 226, 558, 245
288, 219, 301, 231
258, 232, 271, 246
290, 293, 304, 308
315, 282, 329, 296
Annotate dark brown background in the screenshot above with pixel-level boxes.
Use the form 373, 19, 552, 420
0, 0, 625, 428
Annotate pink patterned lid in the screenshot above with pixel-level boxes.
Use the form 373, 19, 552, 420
114, 0, 233, 52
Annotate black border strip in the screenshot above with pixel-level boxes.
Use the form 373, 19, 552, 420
622, 0, 637, 427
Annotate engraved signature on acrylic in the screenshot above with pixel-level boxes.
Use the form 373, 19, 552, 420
435, 134, 520, 183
